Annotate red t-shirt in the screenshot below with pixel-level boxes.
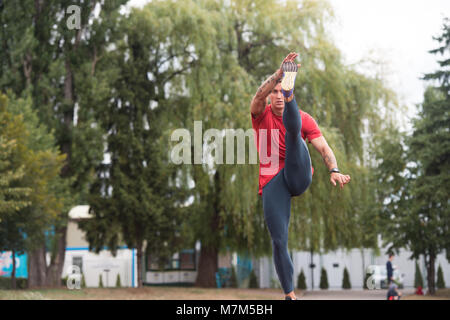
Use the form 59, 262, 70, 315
252, 105, 322, 195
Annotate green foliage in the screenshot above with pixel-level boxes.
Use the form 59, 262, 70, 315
62, 275, 68, 287
373, 18, 450, 295
115, 273, 122, 288
249, 269, 259, 289
99, 274, 104, 288
82, 273, 86, 289
0, 277, 28, 290
436, 264, 446, 289
319, 267, 329, 290
229, 266, 238, 288
0, 94, 32, 220
414, 261, 424, 288
363, 272, 371, 290
297, 269, 307, 290
342, 267, 351, 289
0, 0, 128, 286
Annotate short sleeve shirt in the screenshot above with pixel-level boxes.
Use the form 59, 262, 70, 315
252, 105, 322, 195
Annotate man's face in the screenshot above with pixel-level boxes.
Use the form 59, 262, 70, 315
269, 83, 284, 114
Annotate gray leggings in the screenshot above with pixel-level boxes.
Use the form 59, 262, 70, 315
262, 96, 312, 294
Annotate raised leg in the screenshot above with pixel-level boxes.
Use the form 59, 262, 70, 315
282, 96, 312, 196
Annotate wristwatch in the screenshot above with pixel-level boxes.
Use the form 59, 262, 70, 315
330, 168, 340, 174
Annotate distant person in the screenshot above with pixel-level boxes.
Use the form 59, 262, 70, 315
386, 253, 394, 285
387, 282, 402, 300
415, 286, 424, 295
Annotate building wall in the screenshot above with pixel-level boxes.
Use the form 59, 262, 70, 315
257, 248, 450, 290
66, 220, 90, 248
62, 248, 137, 288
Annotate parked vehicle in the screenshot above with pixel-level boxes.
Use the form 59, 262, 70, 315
366, 265, 404, 289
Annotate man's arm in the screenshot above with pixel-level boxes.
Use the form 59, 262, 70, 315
250, 52, 300, 118
250, 69, 283, 118
310, 136, 351, 188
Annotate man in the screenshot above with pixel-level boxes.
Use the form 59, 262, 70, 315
251, 52, 351, 300
386, 253, 394, 285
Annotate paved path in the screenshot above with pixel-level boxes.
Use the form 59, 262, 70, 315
298, 288, 415, 300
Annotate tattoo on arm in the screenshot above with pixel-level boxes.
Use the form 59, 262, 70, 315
322, 149, 338, 171
255, 72, 281, 99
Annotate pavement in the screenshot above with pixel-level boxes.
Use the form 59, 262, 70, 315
298, 288, 416, 300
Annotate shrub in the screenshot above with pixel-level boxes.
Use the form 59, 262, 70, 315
414, 261, 424, 288
0, 277, 28, 289
99, 274, 104, 288
81, 273, 86, 288
229, 266, 238, 288
342, 267, 351, 289
363, 272, 371, 290
249, 269, 258, 288
437, 264, 446, 289
319, 267, 329, 290
297, 269, 307, 290
116, 273, 122, 288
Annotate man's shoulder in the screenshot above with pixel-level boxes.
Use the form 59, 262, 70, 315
300, 110, 320, 131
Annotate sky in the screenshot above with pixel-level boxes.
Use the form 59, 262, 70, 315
327, 0, 449, 132
126, 0, 450, 132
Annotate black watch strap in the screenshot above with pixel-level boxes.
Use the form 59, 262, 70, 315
330, 168, 340, 174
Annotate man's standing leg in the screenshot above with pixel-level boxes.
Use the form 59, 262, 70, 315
262, 170, 295, 296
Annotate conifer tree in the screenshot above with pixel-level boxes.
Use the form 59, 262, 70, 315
342, 267, 351, 289
297, 269, 307, 290
436, 264, 446, 289
414, 261, 424, 289
319, 267, 329, 290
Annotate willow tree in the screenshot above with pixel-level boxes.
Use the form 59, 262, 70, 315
170, 0, 399, 287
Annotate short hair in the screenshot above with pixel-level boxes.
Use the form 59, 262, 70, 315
389, 253, 394, 258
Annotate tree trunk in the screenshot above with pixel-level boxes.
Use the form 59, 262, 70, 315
11, 250, 16, 290
45, 226, 67, 287
426, 253, 436, 295
194, 172, 221, 288
195, 245, 218, 288
27, 245, 47, 288
42, 58, 74, 288
136, 241, 143, 288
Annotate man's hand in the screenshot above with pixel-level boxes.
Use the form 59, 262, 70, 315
330, 172, 351, 189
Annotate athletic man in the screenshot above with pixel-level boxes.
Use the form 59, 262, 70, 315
251, 52, 351, 300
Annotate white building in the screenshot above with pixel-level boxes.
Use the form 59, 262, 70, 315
254, 247, 450, 290
63, 205, 138, 287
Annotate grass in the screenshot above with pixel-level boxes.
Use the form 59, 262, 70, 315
403, 288, 450, 300
0, 287, 285, 300
1, 287, 449, 300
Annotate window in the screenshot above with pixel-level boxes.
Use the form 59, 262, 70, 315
146, 249, 195, 271
180, 250, 195, 270
72, 256, 83, 273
